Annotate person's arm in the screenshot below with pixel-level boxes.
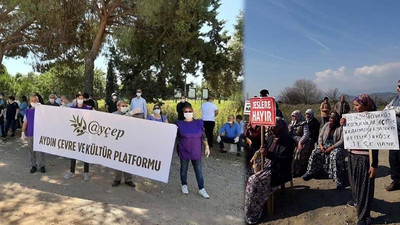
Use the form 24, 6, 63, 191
369, 150, 379, 178
143, 99, 147, 118
332, 126, 344, 149
299, 124, 310, 144
214, 109, 219, 117
129, 99, 133, 111
218, 124, 226, 136
266, 137, 293, 163
318, 123, 327, 151
202, 129, 210, 157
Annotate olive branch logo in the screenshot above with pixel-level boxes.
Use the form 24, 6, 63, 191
70, 115, 87, 136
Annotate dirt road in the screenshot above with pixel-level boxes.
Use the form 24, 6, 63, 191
0, 131, 245, 225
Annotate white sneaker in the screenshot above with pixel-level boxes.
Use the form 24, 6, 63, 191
181, 185, 189, 194
83, 172, 90, 181
64, 172, 75, 179
198, 188, 209, 199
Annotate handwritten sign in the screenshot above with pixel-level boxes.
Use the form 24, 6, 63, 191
343, 110, 399, 150
249, 97, 276, 126
244, 100, 250, 115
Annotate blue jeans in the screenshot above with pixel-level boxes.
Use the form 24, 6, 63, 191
180, 158, 204, 189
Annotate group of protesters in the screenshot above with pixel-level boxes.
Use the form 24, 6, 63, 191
244, 82, 400, 225
1, 88, 249, 200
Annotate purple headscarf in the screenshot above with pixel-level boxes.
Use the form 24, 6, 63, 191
353, 94, 377, 111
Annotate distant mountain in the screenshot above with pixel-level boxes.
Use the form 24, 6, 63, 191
342, 92, 397, 105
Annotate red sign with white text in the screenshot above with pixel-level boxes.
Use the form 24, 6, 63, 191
250, 97, 276, 126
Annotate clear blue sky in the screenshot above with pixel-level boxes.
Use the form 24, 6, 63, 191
244, 0, 400, 99
3, 0, 244, 79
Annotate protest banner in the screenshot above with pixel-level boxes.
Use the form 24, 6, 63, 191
343, 110, 399, 150
34, 105, 177, 183
249, 97, 276, 170
243, 100, 250, 116
249, 97, 276, 126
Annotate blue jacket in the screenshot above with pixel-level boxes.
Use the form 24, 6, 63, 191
218, 122, 241, 138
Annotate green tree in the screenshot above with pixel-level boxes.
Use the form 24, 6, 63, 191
0, 0, 86, 67
114, 0, 233, 102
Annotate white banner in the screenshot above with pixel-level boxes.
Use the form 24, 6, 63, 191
343, 110, 399, 150
34, 105, 177, 183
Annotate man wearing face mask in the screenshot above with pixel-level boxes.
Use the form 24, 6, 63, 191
217, 115, 242, 154
129, 89, 147, 119
83, 93, 96, 109
21, 94, 46, 173
4, 96, 20, 139
106, 93, 118, 113
111, 100, 136, 187
176, 95, 192, 120
60, 96, 73, 107
45, 94, 60, 107
64, 93, 92, 181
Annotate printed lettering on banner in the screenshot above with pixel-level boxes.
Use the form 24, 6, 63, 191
343, 110, 399, 150
34, 105, 177, 183
249, 97, 276, 126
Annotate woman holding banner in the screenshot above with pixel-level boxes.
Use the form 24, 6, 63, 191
64, 93, 92, 181
245, 117, 294, 224
345, 94, 378, 225
176, 106, 210, 199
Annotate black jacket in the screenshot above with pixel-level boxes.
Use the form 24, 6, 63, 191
265, 133, 295, 187
307, 117, 320, 144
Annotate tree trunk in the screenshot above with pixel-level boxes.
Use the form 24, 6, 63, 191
84, 18, 108, 95
0, 45, 4, 67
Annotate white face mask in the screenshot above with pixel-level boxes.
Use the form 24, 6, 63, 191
0, 95, 3, 99
112, 95, 117, 100
9, 100, 13, 104
228, 121, 233, 124
136, 92, 142, 97
184, 112, 194, 120
49, 99, 55, 103
77, 99, 84, 105
61, 102, 66, 106
154, 109, 161, 114
120, 107, 127, 113
181, 99, 186, 103
31, 102, 39, 108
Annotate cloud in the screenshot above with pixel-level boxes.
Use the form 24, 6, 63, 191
354, 62, 400, 77
314, 62, 400, 94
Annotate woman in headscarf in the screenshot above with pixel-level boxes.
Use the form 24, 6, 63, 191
305, 109, 320, 146
301, 112, 346, 189
289, 110, 313, 177
346, 94, 378, 225
245, 117, 294, 224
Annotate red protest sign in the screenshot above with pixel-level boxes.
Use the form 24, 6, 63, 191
249, 97, 276, 126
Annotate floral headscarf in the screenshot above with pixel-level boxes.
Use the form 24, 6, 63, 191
291, 110, 305, 122
353, 94, 377, 112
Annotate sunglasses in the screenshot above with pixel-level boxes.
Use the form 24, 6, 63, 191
184, 111, 193, 113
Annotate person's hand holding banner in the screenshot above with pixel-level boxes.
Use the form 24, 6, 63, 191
217, 136, 221, 143
15, 114, 18, 120
234, 136, 239, 143
205, 146, 210, 157
369, 167, 377, 178
297, 142, 303, 150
